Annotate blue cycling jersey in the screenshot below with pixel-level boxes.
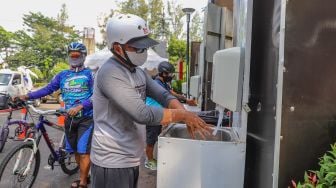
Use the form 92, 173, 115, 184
154, 77, 171, 91
146, 97, 162, 107
146, 77, 171, 107
28, 68, 93, 117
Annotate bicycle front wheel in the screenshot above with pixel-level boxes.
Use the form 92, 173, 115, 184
59, 135, 79, 175
0, 141, 40, 188
0, 127, 9, 153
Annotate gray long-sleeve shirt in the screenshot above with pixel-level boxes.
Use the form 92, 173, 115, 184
90, 57, 175, 168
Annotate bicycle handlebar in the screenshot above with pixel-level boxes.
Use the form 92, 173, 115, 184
0, 92, 9, 96
28, 105, 67, 116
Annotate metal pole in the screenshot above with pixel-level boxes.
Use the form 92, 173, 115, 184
182, 7, 195, 99
186, 13, 190, 98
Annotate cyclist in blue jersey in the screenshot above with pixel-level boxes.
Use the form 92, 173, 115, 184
19, 42, 93, 188
156, 61, 197, 105
145, 61, 197, 170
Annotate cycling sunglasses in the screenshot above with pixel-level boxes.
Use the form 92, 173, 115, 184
69, 51, 82, 58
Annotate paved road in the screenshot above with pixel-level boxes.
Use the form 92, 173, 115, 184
0, 102, 156, 188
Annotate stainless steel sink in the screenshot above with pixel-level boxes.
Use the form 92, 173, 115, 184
162, 123, 236, 141
158, 124, 245, 188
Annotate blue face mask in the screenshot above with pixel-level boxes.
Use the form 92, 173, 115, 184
68, 55, 85, 68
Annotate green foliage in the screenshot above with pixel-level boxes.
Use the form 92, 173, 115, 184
31, 68, 44, 81
51, 62, 69, 77
98, 0, 165, 43
97, 0, 202, 71
167, 36, 186, 63
3, 4, 80, 82
167, 1, 184, 39
148, 0, 165, 39
98, 0, 190, 43
97, 9, 114, 48
118, 0, 149, 20
57, 4, 69, 27
293, 143, 336, 188
34, 82, 48, 88
190, 11, 203, 42
0, 26, 13, 50
6, 49, 39, 68
171, 79, 182, 93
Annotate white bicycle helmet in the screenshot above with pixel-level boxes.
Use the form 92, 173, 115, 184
106, 14, 159, 50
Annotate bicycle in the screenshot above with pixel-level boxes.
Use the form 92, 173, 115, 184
0, 94, 34, 153
0, 102, 79, 188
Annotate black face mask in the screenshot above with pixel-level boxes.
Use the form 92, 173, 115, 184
163, 75, 173, 82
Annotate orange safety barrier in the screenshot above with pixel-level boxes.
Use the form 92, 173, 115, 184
15, 108, 27, 140
16, 124, 27, 140
58, 101, 65, 126
21, 107, 27, 120
17, 108, 28, 140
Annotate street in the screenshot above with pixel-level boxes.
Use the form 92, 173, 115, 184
0, 103, 156, 188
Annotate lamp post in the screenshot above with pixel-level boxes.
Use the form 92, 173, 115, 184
182, 7, 195, 98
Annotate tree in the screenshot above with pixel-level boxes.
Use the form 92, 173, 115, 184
148, 0, 165, 39
97, 0, 196, 74
167, 36, 186, 63
97, 0, 166, 46
6, 4, 80, 81
97, 0, 151, 49
190, 11, 203, 42
118, 0, 149, 20
167, 1, 184, 40
97, 9, 114, 50
57, 4, 68, 28
0, 26, 14, 59
51, 62, 69, 77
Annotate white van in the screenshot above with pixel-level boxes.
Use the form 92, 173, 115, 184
0, 69, 27, 96
0, 69, 40, 109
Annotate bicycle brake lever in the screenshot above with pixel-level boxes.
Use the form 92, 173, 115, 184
56, 108, 67, 116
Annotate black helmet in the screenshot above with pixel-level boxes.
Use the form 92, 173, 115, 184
158, 61, 175, 73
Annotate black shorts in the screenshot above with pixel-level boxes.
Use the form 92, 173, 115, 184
146, 125, 162, 145
91, 163, 139, 188
64, 116, 93, 154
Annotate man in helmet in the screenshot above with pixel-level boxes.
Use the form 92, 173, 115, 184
157, 61, 197, 105
90, 14, 212, 188
19, 42, 93, 188
144, 61, 196, 171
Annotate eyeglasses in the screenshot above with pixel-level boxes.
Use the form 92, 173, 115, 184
69, 51, 82, 58
134, 48, 147, 54
125, 46, 148, 54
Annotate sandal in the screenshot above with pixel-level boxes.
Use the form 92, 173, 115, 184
70, 180, 80, 188
70, 176, 91, 188
71, 181, 88, 188
86, 175, 91, 184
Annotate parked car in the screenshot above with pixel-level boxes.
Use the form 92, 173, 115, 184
0, 69, 40, 109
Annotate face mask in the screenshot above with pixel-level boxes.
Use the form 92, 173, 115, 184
163, 75, 174, 82
69, 55, 85, 68
125, 50, 148, 66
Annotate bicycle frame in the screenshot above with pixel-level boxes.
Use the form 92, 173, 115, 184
0, 108, 29, 141
13, 113, 66, 175
35, 115, 65, 161
0, 108, 29, 151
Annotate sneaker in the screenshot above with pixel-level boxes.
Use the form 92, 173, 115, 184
145, 160, 157, 170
